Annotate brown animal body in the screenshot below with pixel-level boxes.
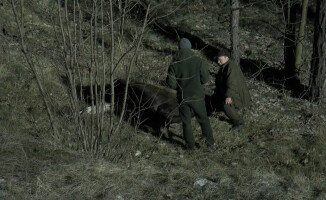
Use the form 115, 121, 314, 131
77, 79, 181, 130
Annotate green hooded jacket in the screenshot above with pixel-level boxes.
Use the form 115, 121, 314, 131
215, 60, 250, 108
166, 48, 209, 102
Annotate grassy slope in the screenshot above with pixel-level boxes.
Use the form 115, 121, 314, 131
1, 1, 326, 199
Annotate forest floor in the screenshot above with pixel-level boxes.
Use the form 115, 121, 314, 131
1, 1, 326, 199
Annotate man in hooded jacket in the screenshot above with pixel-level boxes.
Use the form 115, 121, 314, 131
213, 49, 250, 131
166, 38, 215, 150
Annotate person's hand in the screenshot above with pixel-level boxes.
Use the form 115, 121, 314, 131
225, 97, 232, 105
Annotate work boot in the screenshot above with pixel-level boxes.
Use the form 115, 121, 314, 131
184, 143, 200, 151
206, 142, 217, 153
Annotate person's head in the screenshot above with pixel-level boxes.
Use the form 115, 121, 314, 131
216, 49, 230, 66
178, 38, 192, 50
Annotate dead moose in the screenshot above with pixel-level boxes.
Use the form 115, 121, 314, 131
76, 79, 181, 133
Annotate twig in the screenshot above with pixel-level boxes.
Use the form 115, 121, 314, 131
11, 0, 59, 139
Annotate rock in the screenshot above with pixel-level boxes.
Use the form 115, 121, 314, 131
135, 150, 142, 157
193, 178, 215, 188
194, 178, 209, 187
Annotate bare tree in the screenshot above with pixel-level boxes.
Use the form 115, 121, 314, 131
117, 0, 129, 37
55, 0, 120, 154
231, 0, 240, 66
294, 0, 309, 71
0, 2, 2, 40
11, 0, 59, 139
282, 0, 299, 78
309, 0, 326, 103
51, 0, 153, 155
112, 2, 151, 137
10, 0, 171, 155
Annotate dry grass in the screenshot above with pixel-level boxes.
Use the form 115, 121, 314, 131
1, 0, 326, 199
1, 85, 326, 199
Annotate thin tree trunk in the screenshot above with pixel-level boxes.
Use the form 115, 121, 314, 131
0, 4, 2, 50
109, 0, 115, 140
231, 0, 240, 66
283, 0, 298, 77
112, 2, 151, 136
11, 0, 59, 138
99, 0, 106, 154
295, 0, 309, 72
309, 0, 326, 103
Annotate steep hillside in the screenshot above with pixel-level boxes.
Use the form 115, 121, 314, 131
1, 0, 325, 199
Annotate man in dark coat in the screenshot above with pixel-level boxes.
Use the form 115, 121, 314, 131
213, 49, 250, 131
166, 38, 215, 150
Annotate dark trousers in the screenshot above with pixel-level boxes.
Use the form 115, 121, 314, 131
179, 100, 214, 149
223, 103, 244, 126
210, 94, 244, 126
